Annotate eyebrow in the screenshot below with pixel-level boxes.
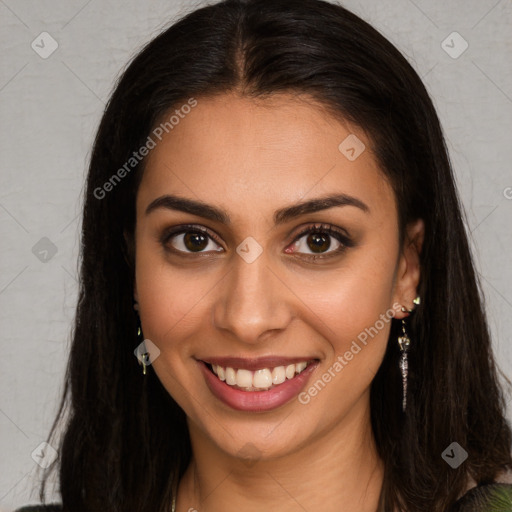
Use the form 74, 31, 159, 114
145, 192, 369, 225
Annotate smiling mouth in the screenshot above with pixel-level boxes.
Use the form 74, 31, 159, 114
205, 361, 314, 392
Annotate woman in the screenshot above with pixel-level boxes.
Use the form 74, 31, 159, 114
16, 0, 512, 510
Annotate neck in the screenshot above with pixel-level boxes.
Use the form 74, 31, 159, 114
177, 398, 384, 512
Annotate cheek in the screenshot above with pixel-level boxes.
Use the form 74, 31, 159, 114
135, 255, 211, 348
307, 247, 397, 339
301, 243, 398, 393
134, 253, 214, 407
134, 232, 188, 334
297, 286, 395, 417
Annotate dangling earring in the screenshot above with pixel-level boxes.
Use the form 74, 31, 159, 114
135, 311, 149, 376
397, 319, 411, 412
398, 296, 420, 411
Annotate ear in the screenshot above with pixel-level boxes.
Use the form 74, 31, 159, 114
392, 218, 424, 319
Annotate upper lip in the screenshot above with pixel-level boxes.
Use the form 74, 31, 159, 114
199, 356, 318, 371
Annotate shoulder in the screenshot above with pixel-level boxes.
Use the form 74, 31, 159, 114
14, 505, 62, 512
450, 483, 512, 511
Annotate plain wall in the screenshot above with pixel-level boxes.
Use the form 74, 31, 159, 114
1, 0, 511, 509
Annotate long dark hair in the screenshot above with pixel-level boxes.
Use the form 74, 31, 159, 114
39, 0, 512, 510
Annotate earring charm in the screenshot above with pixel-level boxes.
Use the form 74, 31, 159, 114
398, 319, 411, 412
136, 322, 149, 376
397, 296, 420, 411
401, 295, 421, 314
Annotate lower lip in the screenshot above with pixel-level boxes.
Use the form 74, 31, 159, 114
199, 361, 318, 412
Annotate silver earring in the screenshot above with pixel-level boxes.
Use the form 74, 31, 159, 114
136, 316, 149, 376
397, 318, 411, 412
397, 296, 420, 411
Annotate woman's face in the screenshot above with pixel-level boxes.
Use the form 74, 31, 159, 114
133, 92, 422, 461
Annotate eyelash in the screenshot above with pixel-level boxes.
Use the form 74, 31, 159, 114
160, 223, 353, 261
291, 223, 353, 260
160, 224, 223, 254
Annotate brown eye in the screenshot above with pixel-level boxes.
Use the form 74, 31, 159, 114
183, 231, 209, 252
307, 232, 331, 253
161, 225, 224, 255
285, 223, 354, 260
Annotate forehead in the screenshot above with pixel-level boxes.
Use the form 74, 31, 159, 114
137, 92, 395, 224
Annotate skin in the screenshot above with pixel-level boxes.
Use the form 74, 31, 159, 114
133, 92, 424, 512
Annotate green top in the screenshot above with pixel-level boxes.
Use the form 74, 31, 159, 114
14, 483, 512, 511
450, 483, 512, 511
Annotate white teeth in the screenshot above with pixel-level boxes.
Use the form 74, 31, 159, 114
253, 369, 272, 389
272, 366, 286, 385
236, 369, 253, 388
296, 361, 307, 374
225, 367, 237, 385
210, 361, 310, 391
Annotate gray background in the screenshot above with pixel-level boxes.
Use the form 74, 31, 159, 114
1, 0, 511, 510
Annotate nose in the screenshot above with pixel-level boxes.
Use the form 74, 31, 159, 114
212, 248, 293, 345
